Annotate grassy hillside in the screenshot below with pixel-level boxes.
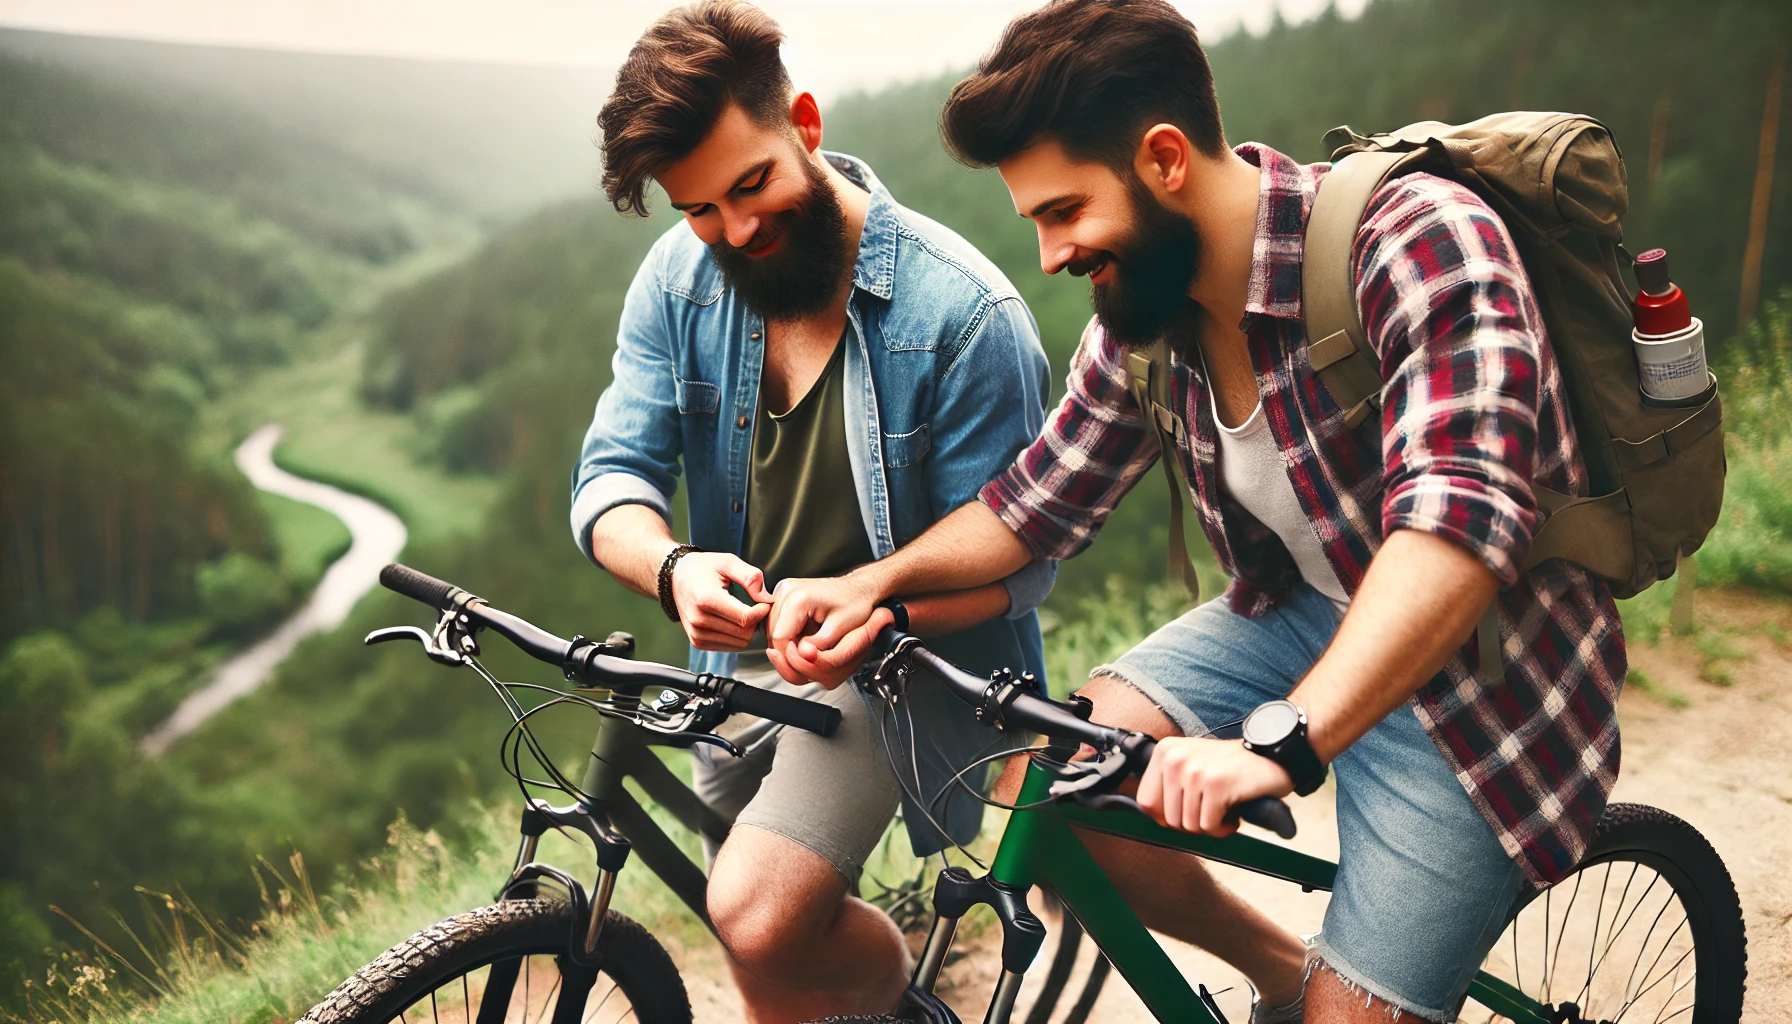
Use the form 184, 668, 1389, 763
0, 42, 486, 1004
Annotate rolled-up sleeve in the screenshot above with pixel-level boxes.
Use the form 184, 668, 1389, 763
1358, 177, 1547, 584
978, 317, 1160, 563
569, 245, 682, 564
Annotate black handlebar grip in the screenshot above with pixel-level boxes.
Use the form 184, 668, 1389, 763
1233, 796, 1298, 840
380, 563, 462, 610
724, 681, 843, 738
1078, 793, 1296, 839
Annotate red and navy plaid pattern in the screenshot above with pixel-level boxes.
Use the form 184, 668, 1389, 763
981, 144, 1625, 884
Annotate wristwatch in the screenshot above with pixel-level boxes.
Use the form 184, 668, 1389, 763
1240, 700, 1328, 797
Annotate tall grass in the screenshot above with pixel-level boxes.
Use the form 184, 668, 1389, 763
1692, 288, 1792, 595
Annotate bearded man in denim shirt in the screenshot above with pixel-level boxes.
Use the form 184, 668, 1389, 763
569, 3, 1052, 1019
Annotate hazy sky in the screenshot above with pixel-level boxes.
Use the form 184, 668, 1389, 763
0, 0, 1367, 101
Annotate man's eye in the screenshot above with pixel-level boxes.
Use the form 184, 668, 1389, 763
684, 205, 714, 217
737, 172, 769, 196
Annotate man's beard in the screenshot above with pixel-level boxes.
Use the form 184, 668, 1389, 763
1069, 176, 1203, 350
709, 157, 851, 322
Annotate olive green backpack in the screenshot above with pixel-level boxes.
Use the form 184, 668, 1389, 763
1129, 112, 1727, 676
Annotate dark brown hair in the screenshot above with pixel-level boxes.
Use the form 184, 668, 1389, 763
940, 0, 1225, 171
598, 1, 793, 216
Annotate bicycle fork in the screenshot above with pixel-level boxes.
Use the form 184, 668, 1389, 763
912, 866, 1047, 1024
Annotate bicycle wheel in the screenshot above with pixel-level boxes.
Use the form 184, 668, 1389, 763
298, 898, 691, 1024
1467, 803, 1745, 1024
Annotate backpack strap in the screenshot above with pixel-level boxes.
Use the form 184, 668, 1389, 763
1126, 341, 1201, 602
1301, 150, 1407, 429
1305, 149, 1511, 682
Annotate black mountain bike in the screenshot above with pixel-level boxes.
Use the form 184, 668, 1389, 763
300, 565, 1746, 1024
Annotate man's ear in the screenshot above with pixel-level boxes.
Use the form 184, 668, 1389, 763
1137, 123, 1192, 194
789, 92, 824, 153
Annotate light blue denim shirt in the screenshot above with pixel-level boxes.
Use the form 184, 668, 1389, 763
570, 153, 1053, 853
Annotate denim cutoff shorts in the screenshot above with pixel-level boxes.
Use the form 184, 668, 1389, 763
1094, 581, 1528, 1021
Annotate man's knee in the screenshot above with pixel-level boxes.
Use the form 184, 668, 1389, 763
1077, 671, 1183, 738
707, 826, 847, 976
1306, 958, 1432, 1024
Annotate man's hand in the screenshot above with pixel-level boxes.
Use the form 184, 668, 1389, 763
1136, 737, 1294, 836
765, 573, 885, 663
766, 604, 896, 689
671, 552, 773, 651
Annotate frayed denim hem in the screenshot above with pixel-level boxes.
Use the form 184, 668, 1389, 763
1306, 938, 1459, 1023
1087, 662, 1207, 738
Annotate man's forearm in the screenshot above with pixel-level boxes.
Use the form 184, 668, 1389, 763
1290, 529, 1500, 763
903, 582, 1011, 637
590, 504, 678, 598
851, 501, 1033, 603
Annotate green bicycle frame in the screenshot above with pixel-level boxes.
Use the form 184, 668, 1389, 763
912, 759, 1551, 1024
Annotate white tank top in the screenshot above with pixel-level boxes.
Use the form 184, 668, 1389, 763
1210, 394, 1352, 615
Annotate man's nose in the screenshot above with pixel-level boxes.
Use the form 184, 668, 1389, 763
722, 211, 762, 250
1038, 228, 1076, 276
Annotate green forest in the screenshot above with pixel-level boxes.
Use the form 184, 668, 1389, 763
2, 0, 1790, 1018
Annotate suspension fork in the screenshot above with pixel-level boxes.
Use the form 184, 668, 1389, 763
911, 760, 1060, 1024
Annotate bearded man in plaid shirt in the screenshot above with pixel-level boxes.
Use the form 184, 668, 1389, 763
763, 1, 1626, 1021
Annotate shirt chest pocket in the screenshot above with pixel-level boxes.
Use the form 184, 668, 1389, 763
883, 422, 931, 468
675, 376, 720, 415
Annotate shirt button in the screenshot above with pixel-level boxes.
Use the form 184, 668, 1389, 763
732, 500, 742, 512
736, 415, 749, 428
750, 331, 762, 340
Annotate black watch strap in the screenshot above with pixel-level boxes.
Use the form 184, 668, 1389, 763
878, 598, 909, 634
1242, 703, 1328, 797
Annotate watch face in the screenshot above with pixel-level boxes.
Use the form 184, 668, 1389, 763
1242, 701, 1301, 747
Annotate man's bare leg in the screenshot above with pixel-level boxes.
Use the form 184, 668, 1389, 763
1306, 960, 1419, 1023
994, 673, 1308, 1006
707, 824, 909, 1023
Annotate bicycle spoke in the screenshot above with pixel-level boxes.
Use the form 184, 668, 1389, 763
1620, 889, 1682, 1005
1580, 862, 1612, 1010
581, 981, 620, 1024
1542, 884, 1552, 1002
431, 990, 440, 1023
1589, 871, 1661, 997
1648, 968, 1698, 1024
530, 969, 563, 1024
464, 973, 471, 1024
1545, 864, 1585, 1002
1621, 919, 1692, 1016
549, 961, 600, 1024
1577, 862, 1647, 1011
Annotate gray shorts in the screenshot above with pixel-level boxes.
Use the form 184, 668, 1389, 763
691, 653, 902, 885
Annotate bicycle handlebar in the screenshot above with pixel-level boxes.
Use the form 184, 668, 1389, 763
377, 563, 842, 738
887, 631, 1296, 839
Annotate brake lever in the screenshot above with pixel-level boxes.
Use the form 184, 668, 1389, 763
365, 625, 465, 666
1045, 744, 1129, 799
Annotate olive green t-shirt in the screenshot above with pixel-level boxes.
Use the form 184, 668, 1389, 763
743, 330, 874, 591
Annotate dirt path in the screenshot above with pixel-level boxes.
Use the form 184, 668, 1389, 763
665, 589, 1792, 1022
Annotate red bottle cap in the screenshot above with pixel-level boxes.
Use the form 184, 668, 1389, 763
1632, 248, 1690, 335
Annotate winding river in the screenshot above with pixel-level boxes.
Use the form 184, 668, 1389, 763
141, 424, 407, 756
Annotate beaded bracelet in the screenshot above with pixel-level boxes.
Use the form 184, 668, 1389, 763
657, 544, 701, 622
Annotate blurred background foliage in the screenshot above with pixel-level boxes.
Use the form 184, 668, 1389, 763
1, 0, 1789, 1014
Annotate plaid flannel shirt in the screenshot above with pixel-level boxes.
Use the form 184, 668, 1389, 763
980, 143, 1625, 884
